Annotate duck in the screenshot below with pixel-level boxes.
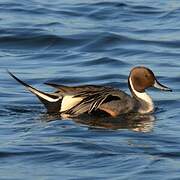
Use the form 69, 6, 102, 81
8, 66, 172, 118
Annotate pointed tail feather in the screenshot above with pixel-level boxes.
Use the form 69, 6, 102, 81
8, 70, 62, 113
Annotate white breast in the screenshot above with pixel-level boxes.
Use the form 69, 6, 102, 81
60, 95, 83, 112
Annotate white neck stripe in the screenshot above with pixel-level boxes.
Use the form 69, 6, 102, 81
129, 77, 154, 114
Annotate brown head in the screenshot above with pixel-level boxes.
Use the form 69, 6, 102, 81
128, 66, 172, 93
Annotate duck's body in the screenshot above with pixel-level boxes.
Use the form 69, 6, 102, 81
8, 66, 171, 117
46, 84, 136, 117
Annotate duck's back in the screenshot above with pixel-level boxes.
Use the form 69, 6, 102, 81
46, 83, 136, 117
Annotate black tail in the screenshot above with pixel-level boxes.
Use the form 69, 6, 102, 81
8, 71, 62, 113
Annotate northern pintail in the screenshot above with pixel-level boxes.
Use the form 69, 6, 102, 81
8, 66, 172, 117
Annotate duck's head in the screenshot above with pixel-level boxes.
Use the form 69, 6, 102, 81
128, 66, 172, 94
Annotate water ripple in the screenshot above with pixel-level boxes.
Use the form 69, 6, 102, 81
0, 0, 180, 179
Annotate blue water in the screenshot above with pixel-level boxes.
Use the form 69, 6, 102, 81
0, 0, 180, 179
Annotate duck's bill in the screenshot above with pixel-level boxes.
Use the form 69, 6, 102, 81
153, 80, 172, 91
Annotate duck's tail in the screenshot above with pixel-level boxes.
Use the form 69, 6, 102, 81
8, 71, 62, 113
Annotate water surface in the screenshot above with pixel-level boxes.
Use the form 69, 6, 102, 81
0, 0, 180, 179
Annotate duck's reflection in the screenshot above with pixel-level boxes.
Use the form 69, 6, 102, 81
42, 113, 155, 133
74, 114, 155, 132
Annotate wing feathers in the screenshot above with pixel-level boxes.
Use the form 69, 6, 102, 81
9, 71, 123, 116
61, 90, 121, 116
